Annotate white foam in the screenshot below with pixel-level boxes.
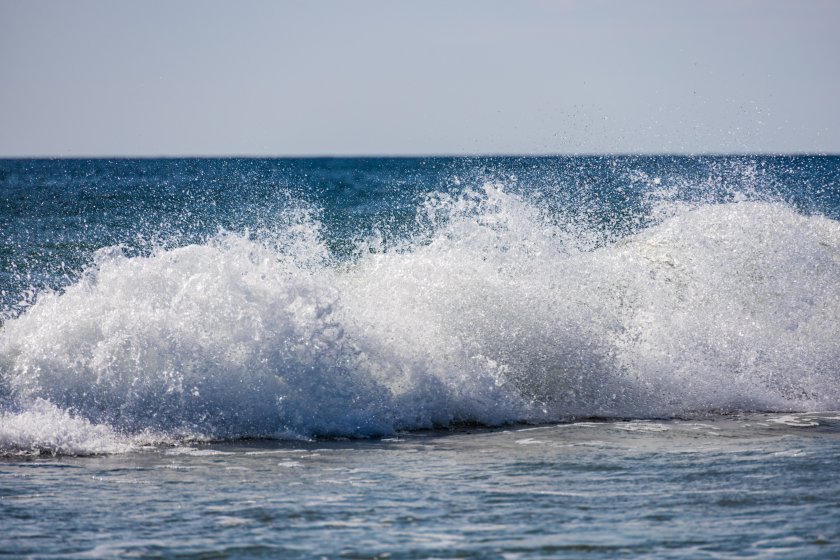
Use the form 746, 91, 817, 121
613, 422, 670, 433
2, 185, 840, 454
0, 399, 131, 456
767, 415, 820, 427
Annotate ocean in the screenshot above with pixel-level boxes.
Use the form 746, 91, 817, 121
1, 156, 839, 557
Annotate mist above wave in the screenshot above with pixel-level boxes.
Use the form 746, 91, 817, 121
1, 183, 839, 454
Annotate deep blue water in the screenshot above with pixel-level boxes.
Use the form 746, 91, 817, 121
1, 156, 840, 557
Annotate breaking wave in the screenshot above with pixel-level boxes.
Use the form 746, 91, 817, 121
2, 184, 840, 454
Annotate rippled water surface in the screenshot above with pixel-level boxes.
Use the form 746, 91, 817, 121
3, 413, 840, 558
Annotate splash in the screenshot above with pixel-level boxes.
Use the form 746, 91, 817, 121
2, 183, 839, 454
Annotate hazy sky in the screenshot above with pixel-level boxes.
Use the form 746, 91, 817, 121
1, 0, 838, 157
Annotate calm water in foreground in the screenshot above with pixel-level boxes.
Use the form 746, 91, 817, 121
3, 414, 840, 558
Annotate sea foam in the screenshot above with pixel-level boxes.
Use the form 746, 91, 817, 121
2, 184, 839, 454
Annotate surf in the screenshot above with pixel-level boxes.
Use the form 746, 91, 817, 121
1, 182, 839, 455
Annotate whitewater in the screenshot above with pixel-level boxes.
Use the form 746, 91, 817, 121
2, 157, 840, 558
2, 171, 839, 455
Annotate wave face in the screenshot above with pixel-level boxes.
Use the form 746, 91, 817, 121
2, 158, 840, 454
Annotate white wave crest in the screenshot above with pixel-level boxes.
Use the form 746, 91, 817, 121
2, 185, 839, 454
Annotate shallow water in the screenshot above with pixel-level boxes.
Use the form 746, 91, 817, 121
3, 413, 839, 558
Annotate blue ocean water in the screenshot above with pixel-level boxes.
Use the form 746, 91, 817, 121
1, 156, 840, 557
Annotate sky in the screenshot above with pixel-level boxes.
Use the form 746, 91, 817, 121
1, 0, 838, 157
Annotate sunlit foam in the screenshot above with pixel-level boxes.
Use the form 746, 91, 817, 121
2, 183, 839, 454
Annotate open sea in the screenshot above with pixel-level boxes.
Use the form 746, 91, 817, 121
1, 156, 839, 558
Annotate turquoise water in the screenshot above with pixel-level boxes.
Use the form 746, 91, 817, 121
1, 156, 840, 556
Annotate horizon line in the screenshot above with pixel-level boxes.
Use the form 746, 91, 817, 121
2, 151, 839, 160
